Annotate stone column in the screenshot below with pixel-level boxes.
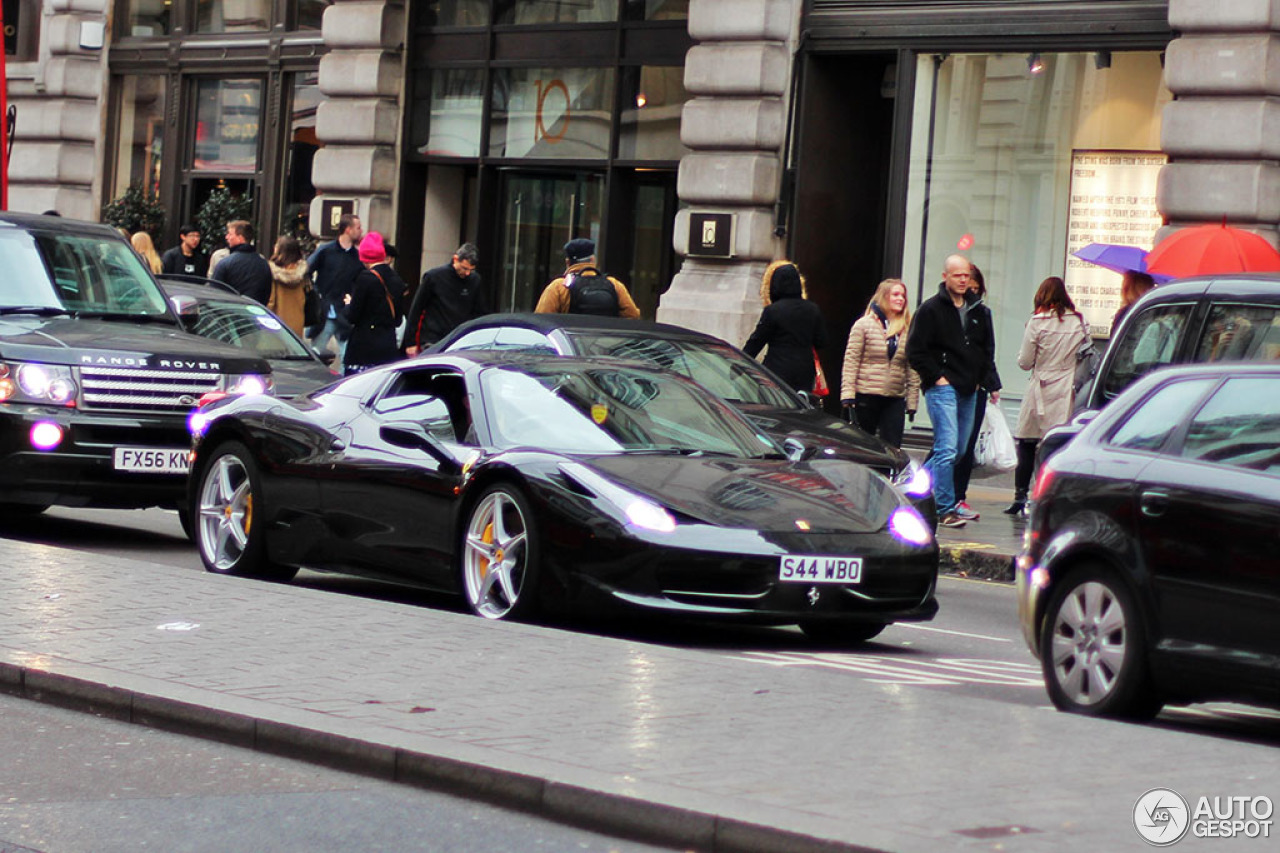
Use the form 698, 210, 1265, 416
4, 0, 108, 218
657, 0, 802, 345
308, 0, 404, 238
1160, 0, 1280, 244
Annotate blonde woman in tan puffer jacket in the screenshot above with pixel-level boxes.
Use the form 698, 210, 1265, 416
839, 278, 921, 448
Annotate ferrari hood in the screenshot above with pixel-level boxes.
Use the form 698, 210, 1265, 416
738, 404, 906, 473
579, 454, 899, 534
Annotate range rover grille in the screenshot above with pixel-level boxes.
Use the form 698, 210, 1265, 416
79, 367, 221, 414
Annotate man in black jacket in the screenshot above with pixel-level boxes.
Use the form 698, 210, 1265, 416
907, 254, 1000, 528
403, 243, 489, 355
212, 220, 271, 305
160, 224, 209, 278
306, 213, 364, 369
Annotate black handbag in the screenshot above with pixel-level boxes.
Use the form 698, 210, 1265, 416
302, 282, 323, 329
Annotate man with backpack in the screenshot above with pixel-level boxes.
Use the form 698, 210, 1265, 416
534, 238, 640, 318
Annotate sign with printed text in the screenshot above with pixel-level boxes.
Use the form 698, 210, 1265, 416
687, 212, 735, 259
1065, 150, 1166, 337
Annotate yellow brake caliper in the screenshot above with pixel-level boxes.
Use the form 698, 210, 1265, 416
479, 520, 494, 579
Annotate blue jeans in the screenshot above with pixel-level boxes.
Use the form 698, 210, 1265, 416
924, 384, 977, 516
310, 317, 348, 370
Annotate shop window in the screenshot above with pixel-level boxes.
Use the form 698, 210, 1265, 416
415, 68, 486, 158
111, 75, 166, 200
196, 0, 271, 33
194, 78, 262, 171
296, 0, 333, 30
624, 0, 688, 19
120, 0, 170, 37
618, 65, 688, 161
420, 0, 490, 27
489, 67, 615, 160
494, 0, 616, 25
902, 50, 1171, 406
280, 73, 325, 253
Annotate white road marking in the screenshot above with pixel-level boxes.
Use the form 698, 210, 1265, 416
733, 652, 1043, 687
894, 623, 1013, 643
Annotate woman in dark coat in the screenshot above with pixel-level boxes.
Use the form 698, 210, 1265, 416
341, 232, 408, 375
743, 261, 828, 393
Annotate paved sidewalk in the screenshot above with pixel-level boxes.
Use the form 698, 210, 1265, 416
2, 540, 1275, 852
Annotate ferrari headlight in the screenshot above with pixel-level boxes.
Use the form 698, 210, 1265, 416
894, 459, 932, 498
223, 372, 274, 396
560, 462, 678, 533
889, 507, 933, 546
0, 361, 78, 407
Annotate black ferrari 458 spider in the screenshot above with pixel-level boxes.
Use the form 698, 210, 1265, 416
188, 352, 938, 641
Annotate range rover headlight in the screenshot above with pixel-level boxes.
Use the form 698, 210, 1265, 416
894, 458, 932, 498
0, 362, 78, 407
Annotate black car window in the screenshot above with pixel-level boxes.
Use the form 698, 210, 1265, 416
372, 370, 473, 444
444, 328, 499, 351
1108, 377, 1216, 452
1103, 303, 1194, 399
492, 327, 559, 353
564, 332, 796, 408
187, 298, 312, 358
1180, 376, 1280, 474
1194, 304, 1280, 364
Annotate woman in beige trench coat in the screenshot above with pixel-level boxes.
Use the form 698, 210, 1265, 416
1007, 276, 1089, 515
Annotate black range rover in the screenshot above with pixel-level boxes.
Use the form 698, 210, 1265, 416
0, 213, 272, 516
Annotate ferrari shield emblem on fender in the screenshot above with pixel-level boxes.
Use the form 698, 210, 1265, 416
591, 403, 608, 424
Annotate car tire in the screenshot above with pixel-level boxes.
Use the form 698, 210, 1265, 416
193, 441, 297, 581
799, 620, 886, 644
1039, 566, 1162, 719
461, 484, 540, 620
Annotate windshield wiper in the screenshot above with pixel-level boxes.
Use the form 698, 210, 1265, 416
0, 306, 73, 317
625, 447, 739, 458
77, 311, 179, 325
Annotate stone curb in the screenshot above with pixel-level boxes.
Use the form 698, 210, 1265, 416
0, 661, 889, 853
939, 546, 1015, 582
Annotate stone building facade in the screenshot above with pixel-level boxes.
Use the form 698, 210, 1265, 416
4, 0, 1280, 399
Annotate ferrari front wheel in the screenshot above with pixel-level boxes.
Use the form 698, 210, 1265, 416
194, 441, 296, 581
461, 485, 540, 620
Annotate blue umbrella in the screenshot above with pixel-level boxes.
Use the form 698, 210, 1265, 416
1072, 243, 1174, 282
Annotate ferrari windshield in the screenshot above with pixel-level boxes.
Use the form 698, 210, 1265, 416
481, 364, 782, 457
563, 332, 799, 408
184, 296, 313, 359
0, 228, 172, 317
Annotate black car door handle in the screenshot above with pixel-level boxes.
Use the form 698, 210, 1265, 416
1140, 490, 1169, 518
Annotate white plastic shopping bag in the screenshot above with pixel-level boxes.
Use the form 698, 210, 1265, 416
974, 401, 1017, 472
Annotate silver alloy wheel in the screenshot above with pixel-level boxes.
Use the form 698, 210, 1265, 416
1049, 580, 1128, 706
197, 452, 253, 571
462, 490, 529, 619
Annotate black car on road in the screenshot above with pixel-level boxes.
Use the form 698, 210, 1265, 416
429, 313, 935, 522
190, 352, 939, 642
0, 213, 272, 516
1018, 363, 1280, 718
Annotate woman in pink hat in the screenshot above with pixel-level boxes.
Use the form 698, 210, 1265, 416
341, 231, 409, 375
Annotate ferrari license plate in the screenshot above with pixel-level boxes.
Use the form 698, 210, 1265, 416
113, 447, 190, 474
779, 555, 863, 584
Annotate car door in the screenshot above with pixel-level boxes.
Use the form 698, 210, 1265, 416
1094, 302, 1199, 407
319, 367, 470, 590
1133, 374, 1280, 694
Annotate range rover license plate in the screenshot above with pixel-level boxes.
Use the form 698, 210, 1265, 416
779, 555, 862, 584
113, 448, 190, 474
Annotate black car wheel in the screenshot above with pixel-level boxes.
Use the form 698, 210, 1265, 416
194, 441, 296, 581
799, 620, 886, 644
1040, 567, 1161, 719
461, 485, 539, 620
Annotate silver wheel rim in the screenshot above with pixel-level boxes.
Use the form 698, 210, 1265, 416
463, 492, 529, 619
197, 453, 253, 571
1049, 580, 1128, 706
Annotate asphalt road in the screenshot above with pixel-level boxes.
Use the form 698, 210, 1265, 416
0, 691, 676, 853
5, 506, 1278, 739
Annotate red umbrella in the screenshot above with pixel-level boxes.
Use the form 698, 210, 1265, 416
1146, 223, 1280, 277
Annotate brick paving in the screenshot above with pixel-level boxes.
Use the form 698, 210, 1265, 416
1, 539, 1276, 852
